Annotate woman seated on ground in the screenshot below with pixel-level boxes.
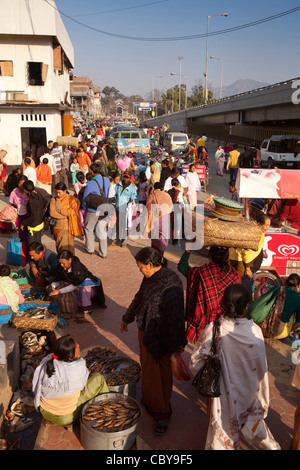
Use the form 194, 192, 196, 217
251, 273, 300, 340
48, 250, 106, 315
0, 265, 24, 325
32, 334, 109, 426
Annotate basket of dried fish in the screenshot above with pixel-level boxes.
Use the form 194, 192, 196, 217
12, 303, 59, 331
80, 393, 141, 450
21, 288, 46, 302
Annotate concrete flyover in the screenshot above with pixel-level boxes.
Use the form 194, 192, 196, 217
146, 77, 300, 145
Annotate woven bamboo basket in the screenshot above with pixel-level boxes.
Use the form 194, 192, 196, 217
190, 211, 262, 250
12, 313, 57, 331
12, 302, 58, 331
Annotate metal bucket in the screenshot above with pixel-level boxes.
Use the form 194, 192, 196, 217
108, 377, 140, 399
80, 393, 141, 450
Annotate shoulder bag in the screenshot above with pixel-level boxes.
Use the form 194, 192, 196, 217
192, 318, 221, 397
85, 177, 115, 210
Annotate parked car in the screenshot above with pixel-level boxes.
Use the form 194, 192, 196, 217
260, 135, 300, 168
163, 132, 189, 153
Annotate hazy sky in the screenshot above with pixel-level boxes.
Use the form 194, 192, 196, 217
54, 0, 300, 97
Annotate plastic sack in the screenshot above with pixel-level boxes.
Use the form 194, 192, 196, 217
241, 419, 281, 450
7, 237, 27, 266
171, 353, 191, 382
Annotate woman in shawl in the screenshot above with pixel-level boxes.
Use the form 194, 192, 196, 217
0, 265, 24, 325
184, 164, 201, 210
190, 284, 278, 451
32, 334, 109, 426
120, 247, 187, 435
49, 250, 106, 315
50, 182, 84, 255
147, 161, 161, 190
146, 182, 173, 256
178, 246, 241, 344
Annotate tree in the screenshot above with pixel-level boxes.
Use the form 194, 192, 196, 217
187, 80, 215, 108
161, 85, 187, 114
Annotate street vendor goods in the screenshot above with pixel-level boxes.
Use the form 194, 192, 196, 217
82, 397, 140, 433
87, 356, 141, 386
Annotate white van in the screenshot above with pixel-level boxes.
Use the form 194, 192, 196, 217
164, 132, 189, 153
260, 135, 300, 168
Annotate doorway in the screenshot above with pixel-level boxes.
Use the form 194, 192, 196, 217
21, 127, 47, 164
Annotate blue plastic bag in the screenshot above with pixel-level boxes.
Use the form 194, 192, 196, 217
7, 237, 27, 266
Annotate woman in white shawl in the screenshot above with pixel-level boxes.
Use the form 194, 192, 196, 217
32, 334, 109, 426
0, 264, 24, 325
190, 284, 279, 450
184, 164, 201, 210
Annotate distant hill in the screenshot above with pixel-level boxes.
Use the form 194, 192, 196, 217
213, 79, 270, 98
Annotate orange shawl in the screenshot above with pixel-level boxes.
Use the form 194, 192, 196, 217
61, 194, 84, 237
36, 164, 52, 184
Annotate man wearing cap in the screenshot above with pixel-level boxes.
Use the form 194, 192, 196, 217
114, 174, 137, 247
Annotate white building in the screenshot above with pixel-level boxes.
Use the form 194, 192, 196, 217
0, 0, 74, 165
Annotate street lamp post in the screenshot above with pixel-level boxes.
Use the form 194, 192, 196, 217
177, 56, 184, 111
170, 72, 188, 109
204, 13, 228, 103
152, 75, 163, 116
210, 55, 224, 99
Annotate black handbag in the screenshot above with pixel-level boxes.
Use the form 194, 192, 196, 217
192, 318, 221, 398
85, 177, 115, 210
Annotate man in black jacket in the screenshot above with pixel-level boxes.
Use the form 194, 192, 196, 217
21, 180, 49, 244
160, 159, 172, 186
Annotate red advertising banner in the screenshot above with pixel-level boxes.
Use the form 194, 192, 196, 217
182, 164, 206, 182
262, 232, 300, 277
237, 169, 300, 199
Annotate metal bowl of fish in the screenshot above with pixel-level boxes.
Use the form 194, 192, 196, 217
80, 393, 141, 450
81, 345, 118, 371
88, 355, 141, 397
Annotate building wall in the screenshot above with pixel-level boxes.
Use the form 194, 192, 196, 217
0, 35, 71, 105
0, 107, 63, 165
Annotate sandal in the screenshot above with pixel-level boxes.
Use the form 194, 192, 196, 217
154, 418, 169, 436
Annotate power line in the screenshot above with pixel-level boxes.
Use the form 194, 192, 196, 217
45, 1, 300, 42
71, 0, 170, 18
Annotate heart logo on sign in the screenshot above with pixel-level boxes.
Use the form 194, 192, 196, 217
278, 245, 300, 257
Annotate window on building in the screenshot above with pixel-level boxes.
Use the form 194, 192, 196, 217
27, 62, 48, 86
0, 60, 13, 76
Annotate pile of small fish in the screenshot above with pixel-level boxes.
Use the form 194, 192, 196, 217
17, 306, 55, 320
23, 291, 44, 301
83, 398, 140, 433
84, 346, 117, 369
88, 356, 141, 385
